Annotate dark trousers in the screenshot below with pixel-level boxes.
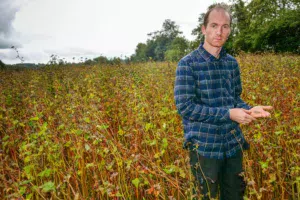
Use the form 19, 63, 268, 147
189, 150, 246, 200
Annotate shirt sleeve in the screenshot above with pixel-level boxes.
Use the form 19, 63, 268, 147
233, 63, 252, 110
174, 60, 231, 124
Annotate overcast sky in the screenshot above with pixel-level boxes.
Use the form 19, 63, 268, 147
0, 0, 229, 64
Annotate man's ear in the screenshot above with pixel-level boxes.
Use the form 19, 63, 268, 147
201, 25, 206, 35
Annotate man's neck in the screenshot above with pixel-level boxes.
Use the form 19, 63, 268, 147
203, 42, 222, 59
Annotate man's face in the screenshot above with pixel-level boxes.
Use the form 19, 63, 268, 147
202, 9, 231, 48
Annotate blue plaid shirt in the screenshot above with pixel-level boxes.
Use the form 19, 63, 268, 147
174, 44, 251, 159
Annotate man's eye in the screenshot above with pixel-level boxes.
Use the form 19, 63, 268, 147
223, 25, 229, 29
212, 24, 217, 28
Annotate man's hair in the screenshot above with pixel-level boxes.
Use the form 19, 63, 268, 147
203, 3, 232, 27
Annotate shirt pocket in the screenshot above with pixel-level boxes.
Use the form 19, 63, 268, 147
221, 72, 234, 96
195, 71, 211, 90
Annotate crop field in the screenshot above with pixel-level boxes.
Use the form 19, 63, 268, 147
0, 54, 299, 200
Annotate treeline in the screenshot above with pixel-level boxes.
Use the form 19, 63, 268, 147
131, 0, 299, 62
0, 55, 127, 69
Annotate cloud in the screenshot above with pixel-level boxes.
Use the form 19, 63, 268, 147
0, 0, 25, 49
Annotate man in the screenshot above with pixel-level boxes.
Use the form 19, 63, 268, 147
174, 3, 272, 200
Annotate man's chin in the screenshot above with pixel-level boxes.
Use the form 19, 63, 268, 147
204, 41, 225, 49
212, 42, 224, 48
213, 40, 225, 46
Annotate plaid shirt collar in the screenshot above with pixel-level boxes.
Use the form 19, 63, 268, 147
197, 43, 227, 62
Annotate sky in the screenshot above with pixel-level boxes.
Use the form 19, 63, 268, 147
0, 0, 230, 64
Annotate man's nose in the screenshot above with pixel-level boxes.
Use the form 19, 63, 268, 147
216, 27, 222, 35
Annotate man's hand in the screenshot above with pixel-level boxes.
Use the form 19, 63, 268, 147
249, 106, 273, 118
229, 108, 256, 125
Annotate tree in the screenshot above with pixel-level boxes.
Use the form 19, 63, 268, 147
261, 9, 300, 52
148, 19, 182, 41
84, 59, 94, 65
132, 43, 148, 62
191, 13, 205, 50
132, 19, 186, 62
161, 19, 183, 40
0, 60, 6, 69
165, 37, 189, 61
153, 35, 169, 61
229, 0, 300, 52
230, 0, 251, 52
93, 56, 109, 64
148, 19, 183, 61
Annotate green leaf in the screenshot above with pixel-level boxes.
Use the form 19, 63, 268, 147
20, 180, 32, 185
19, 186, 26, 195
2, 135, 9, 141
38, 169, 52, 177
268, 173, 276, 183
96, 124, 109, 130
42, 122, 48, 129
118, 127, 125, 136
26, 193, 33, 200
275, 130, 284, 135
259, 161, 268, 169
162, 138, 168, 149
274, 112, 282, 118
132, 178, 140, 188
64, 141, 72, 147
163, 165, 176, 174
263, 86, 269, 91
75, 129, 83, 135
30, 116, 39, 121
86, 163, 95, 168
58, 124, 65, 130
145, 123, 152, 131
40, 181, 56, 192
38, 122, 48, 136
149, 139, 157, 146
154, 152, 160, 158
162, 123, 167, 130
116, 191, 123, 197
84, 117, 90, 123
179, 169, 186, 178
24, 165, 33, 177
85, 144, 91, 151
89, 93, 95, 98
24, 156, 31, 163
28, 121, 34, 127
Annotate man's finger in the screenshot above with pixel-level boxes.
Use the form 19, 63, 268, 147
261, 106, 273, 110
244, 119, 252, 124
251, 111, 262, 118
260, 111, 271, 117
243, 109, 252, 114
247, 114, 256, 121
264, 111, 271, 117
